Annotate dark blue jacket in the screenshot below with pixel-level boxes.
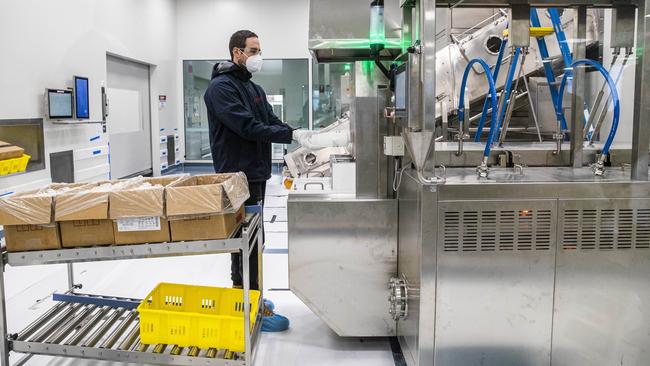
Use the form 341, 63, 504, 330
204, 61, 293, 182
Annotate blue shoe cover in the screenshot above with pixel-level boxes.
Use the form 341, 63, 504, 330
261, 312, 290, 332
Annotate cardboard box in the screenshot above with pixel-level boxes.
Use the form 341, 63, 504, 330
165, 173, 249, 242
109, 175, 186, 245
0, 146, 24, 160
3, 224, 60, 252
0, 189, 60, 252
170, 205, 245, 242
113, 218, 171, 245
60, 220, 115, 248
0, 141, 10, 147
55, 183, 114, 247
166, 173, 249, 217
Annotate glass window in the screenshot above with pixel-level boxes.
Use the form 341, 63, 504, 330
183, 59, 309, 161
311, 61, 353, 129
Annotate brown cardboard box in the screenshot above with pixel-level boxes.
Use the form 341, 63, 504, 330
109, 175, 186, 245
55, 184, 114, 247
0, 190, 60, 252
170, 205, 245, 242
4, 224, 60, 252
165, 173, 249, 242
60, 220, 115, 247
0, 146, 24, 160
166, 173, 249, 217
113, 218, 171, 245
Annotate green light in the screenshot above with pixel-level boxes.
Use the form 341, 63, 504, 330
344, 64, 351, 71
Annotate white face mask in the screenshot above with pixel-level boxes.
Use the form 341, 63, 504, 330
245, 54, 263, 74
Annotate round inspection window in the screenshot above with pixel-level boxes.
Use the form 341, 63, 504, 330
304, 153, 317, 166
485, 35, 503, 55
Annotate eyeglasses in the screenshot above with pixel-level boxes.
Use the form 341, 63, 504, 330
238, 47, 262, 56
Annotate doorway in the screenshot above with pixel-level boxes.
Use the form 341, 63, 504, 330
106, 55, 153, 178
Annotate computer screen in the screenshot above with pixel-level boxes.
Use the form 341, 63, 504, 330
74, 76, 89, 119
47, 89, 73, 119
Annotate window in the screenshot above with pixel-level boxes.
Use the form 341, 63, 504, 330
311, 61, 352, 129
183, 59, 309, 161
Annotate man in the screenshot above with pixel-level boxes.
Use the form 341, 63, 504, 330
204, 30, 309, 332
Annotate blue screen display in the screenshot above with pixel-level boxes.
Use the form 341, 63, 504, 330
75, 77, 89, 119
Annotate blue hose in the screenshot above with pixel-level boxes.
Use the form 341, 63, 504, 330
557, 59, 620, 156
458, 58, 499, 158
475, 37, 508, 142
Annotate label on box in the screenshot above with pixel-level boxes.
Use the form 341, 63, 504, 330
117, 217, 160, 232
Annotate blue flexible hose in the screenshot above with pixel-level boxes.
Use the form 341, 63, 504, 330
458, 58, 499, 158
475, 37, 508, 142
557, 59, 620, 156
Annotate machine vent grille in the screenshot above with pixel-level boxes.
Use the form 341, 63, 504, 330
561, 208, 650, 250
443, 209, 552, 252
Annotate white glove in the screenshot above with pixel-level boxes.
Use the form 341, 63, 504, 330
302, 130, 351, 150
292, 130, 313, 145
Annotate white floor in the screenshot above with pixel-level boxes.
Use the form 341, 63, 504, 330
3, 170, 396, 366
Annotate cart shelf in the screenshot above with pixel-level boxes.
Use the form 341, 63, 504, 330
11, 293, 263, 366
0, 211, 263, 366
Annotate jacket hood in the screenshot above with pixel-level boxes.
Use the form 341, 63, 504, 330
211, 61, 252, 81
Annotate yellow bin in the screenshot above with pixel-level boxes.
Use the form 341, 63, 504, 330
138, 283, 261, 352
0, 154, 30, 176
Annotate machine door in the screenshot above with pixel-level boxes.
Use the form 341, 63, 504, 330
106, 55, 153, 178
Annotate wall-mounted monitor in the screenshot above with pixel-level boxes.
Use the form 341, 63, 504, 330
74, 76, 89, 119
47, 89, 73, 119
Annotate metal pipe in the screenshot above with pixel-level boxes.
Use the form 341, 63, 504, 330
499, 50, 528, 146
590, 52, 630, 145
469, 91, 528, 124
207, 348, 218, 358
170, 345, 183, 356
82, 308, 126, 347
118, 322, 140, 351
570, 6, 587, 168
585, 52, 620, 139
17, 302, 67, 341
65, 306, 110, 345
521, 74, 543, 142
631, 0, 650, 180
100, 310, 137, 349
29, 304, 81, 342
45, 305, 97, 344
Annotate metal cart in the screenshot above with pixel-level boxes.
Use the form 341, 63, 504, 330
0, 211, 263, 366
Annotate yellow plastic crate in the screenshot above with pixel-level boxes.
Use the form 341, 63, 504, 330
138, 283, 260, 352
0, 154, 30, 176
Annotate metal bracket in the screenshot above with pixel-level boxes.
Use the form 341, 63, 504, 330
477, 158, 490, 179
388, 275, 409, 321
592, 154, 608, 177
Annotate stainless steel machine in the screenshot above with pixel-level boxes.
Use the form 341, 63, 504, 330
289, 0, 650, 365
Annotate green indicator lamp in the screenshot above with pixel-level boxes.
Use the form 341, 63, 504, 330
369, 0, 385, 57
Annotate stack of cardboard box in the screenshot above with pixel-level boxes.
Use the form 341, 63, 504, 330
0, 141, 24, 161
0, 173, 250, 252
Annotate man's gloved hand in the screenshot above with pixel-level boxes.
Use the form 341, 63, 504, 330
292, 130, 314, 146
302, 130, 351, 150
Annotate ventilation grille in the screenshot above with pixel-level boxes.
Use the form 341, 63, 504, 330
562, 208, 650, 250
443, 209, 553, 252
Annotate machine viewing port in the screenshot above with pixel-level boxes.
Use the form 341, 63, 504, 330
46, 88, 73, 120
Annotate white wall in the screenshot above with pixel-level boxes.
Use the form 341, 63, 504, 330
175, 0, 310, 159
0, 0, 178, 194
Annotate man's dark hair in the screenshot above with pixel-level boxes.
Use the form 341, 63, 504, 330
229, 30, 258, 60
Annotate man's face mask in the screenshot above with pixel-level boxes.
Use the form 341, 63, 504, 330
239, 48, 263, 74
